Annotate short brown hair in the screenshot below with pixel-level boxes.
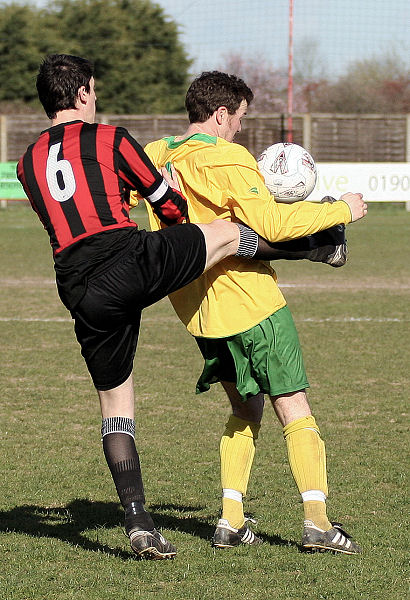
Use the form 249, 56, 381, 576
36, 54, 94, 119
185, 71, 253, 123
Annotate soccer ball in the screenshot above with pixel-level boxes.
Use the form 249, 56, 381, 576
257, 142, 317, 202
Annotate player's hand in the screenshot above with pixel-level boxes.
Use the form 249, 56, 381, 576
153, 191, 188, 225
161, 162, 181, 192
339, 192, 368, 222
148, 162, 188, 225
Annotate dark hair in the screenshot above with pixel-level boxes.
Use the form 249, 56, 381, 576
185, 71, 254, 123
36, 54, 94, 119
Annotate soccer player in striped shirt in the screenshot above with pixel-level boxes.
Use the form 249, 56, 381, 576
17, 55, 263, 560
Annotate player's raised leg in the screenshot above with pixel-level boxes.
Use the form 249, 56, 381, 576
195, 220, 260, 271
252, 196, 348, 267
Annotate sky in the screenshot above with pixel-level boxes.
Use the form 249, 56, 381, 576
26, 0, 410, 78
153, 0, 410, 78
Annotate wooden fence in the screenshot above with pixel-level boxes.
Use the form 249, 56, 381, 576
1, 112, 409, 163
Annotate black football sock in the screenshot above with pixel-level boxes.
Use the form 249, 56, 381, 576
101, 417, 155, 532
254, 235, 314, 260
236, 223, 317, 261
124, 501, 155, 534
234, 222, 342, 263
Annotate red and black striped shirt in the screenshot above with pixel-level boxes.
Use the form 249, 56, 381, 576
17, 121, 188, 308
17, 120, 186, 254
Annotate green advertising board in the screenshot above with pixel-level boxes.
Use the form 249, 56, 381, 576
0, 162, 26, 199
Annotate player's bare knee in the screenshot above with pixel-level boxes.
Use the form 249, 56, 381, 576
196, 220, 239, 271
232, 396, 264, 424
270, 390, 311, 426
207, 219, 239, 244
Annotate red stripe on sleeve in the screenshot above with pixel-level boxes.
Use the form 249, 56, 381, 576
119, 136, 159, 190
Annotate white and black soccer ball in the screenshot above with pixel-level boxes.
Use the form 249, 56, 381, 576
257, 142, 317, 202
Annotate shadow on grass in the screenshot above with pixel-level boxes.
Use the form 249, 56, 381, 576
0, 499, 296, 559
150, 502, 296, 550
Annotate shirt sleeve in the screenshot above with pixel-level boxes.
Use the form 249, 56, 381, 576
116, 128, 188, 225
204, 144, 351, 242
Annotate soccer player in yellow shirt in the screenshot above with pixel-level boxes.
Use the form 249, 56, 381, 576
131, 71, 366, 554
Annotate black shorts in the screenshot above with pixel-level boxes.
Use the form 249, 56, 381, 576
72, 224, 206, 390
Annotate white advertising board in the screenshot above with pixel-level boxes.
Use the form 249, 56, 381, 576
310, 163, 410, 202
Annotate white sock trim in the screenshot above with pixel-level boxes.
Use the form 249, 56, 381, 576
301, 490, 327, 503
101, 416, 135, 439
235, 223, 258, 257
222, 488, 243, 503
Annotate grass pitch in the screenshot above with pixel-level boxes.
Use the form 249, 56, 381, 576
0, 203, 409, 600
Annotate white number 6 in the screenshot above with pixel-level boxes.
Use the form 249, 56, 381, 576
46, 142, 76, 202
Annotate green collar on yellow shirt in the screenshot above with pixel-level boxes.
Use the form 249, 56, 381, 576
164, 133, 217, 148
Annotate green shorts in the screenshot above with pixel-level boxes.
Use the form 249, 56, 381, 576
195, 305, 309, 401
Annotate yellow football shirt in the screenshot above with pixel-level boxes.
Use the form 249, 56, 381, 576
131, 134, 351, 338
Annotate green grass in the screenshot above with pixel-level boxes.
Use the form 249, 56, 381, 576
1, 203, 409, 600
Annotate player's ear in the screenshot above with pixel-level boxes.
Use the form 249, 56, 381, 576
77, 85, 88, 106
216, 106, 227, 125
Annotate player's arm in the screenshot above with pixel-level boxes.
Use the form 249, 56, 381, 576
251, 196, 348, 267
239, 178, 352, 241
116, 128, 188, 225
220, 147, 365, 242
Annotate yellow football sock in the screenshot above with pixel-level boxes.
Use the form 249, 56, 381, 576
220, 415, 260, 529
303, 500, 331, 531
221, 497, 244, 529
283, 415, 331, 531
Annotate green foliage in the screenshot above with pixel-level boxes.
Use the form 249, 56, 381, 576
221, 49, 409, 114
0, 3, 53, 104
0, 203, 409, 599
0, 0, 191, 113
